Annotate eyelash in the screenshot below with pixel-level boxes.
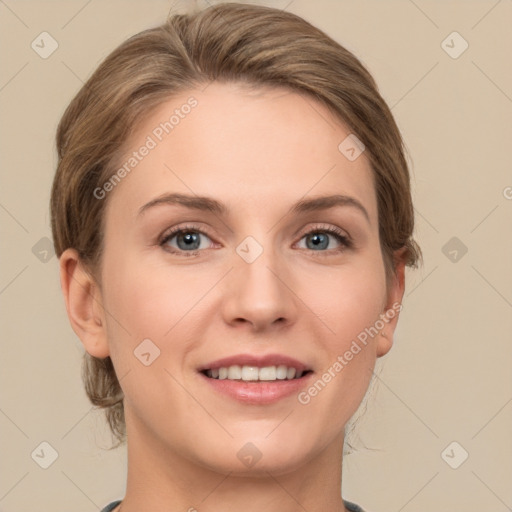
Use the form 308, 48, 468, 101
159, 223, 353, 258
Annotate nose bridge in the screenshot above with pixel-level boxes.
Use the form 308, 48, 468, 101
237, 231, 284, 297
222, 230, 296, 329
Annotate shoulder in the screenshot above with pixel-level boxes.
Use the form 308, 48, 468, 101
100, 500, 122, 512
344, 499, 368, 512
100, 499, 366, 512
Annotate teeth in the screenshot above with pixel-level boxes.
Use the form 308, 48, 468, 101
276, 365, 288, 379
241, 366, 259, 381
205, 365, 307, 381
258, 366, 276, 381
228, 365, 242, 379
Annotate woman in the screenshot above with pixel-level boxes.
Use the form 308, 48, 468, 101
50, 3, 422, 511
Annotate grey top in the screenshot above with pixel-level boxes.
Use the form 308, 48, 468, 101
100, 500, 121, 512
100, 498, 366, 511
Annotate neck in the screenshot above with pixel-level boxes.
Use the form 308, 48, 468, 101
117, 407, 350, 512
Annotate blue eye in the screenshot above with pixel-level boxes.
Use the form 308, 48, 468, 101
160, 224, 213, 257
296, 227, 352, 253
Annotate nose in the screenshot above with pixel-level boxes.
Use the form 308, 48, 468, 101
220, 241, 298, 332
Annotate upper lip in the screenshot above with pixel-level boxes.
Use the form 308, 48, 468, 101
199, 353, 311, 373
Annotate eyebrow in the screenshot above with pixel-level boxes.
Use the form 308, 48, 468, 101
138, 192, 370, 224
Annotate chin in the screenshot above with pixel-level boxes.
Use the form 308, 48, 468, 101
190, 433, 316, 476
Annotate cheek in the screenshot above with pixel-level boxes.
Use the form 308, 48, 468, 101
302, 258, 387, 343
299, 254, 387, 404
100, 252, 217, 346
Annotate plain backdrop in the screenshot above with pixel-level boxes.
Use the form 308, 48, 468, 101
1, 1, 511, 511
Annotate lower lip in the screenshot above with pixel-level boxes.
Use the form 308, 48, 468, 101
199, 372, 314, 404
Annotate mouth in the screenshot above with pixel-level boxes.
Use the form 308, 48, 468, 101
197, 353, 314, 404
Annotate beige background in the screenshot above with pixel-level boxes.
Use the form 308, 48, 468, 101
1, 0, 511, 510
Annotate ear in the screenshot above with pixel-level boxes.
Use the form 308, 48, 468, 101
59, 248, 110, 358
376, 247, 407, 358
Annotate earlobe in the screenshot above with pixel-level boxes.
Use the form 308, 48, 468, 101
59, 248, 110, 359
376, 247, 407, 358
376, 330, 393, 358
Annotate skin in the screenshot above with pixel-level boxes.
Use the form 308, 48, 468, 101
60, 82, 406, 512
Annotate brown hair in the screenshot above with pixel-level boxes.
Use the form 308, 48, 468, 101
51, 2, 422, 448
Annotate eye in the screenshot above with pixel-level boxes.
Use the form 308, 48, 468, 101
295, 225, 352, 255
159, 223, 352, 258
159, 224, 214, 257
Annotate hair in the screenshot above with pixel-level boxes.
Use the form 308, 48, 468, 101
50, 1, 422, 449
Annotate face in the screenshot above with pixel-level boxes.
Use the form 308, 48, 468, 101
74, 82, 405, 475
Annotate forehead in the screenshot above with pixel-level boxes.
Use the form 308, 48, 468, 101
105, 81, 377, 226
